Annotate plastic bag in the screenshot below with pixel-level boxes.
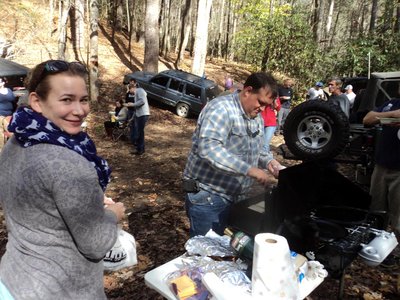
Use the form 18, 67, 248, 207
103, 228, 137, 271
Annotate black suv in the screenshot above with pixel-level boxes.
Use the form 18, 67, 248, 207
281, 72, 400, 184
123, 70, 222, 118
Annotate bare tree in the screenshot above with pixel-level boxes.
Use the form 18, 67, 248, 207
144, 0, 160, 73
192, 0, 213, 76
71, 0, 85, 61
369, 0, 378, 33
396, 0, 400, 33
312, 0, 325, 44
160, 0, 171, 58
58, 0, 71, 59
175, 0, 192, 67
217, 0, 225, 58
89, 0, 99, 102
326, 0, 334, 36
49, 0, 55, 37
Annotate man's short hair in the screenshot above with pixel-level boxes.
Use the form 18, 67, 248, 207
244, 72, 278, 98
328, 77, 342, 86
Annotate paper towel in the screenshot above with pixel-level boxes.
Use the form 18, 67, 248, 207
251, 233, 299, 300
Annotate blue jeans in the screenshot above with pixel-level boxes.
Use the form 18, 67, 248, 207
277, 107, 290, 132
185, 190, 231, 237
133, 115, 149, 152
263, 126, 276, 152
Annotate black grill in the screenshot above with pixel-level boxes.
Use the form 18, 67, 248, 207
228, 161, 386, 277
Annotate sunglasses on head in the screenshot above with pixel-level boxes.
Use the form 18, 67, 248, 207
32, 60, 87, 92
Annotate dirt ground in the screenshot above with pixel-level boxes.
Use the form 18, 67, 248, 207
0, 22, 399, 300
91, 104, 399, 300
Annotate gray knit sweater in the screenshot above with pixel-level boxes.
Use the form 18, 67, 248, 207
0, 137, 118, 299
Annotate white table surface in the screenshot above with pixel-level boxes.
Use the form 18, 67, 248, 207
145, 256, 325, 300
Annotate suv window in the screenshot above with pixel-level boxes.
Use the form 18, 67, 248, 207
169, 78, 183, 92
151, 75, 169, 87
185, 84, 201, 99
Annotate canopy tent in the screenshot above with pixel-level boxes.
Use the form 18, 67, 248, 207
0, 58, 29, 77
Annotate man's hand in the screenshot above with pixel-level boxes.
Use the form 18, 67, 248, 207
247, 167, 271, 185
267, 159, 286, 178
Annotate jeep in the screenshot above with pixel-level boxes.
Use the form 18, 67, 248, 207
280, 72, 400, 186
123, 70, 222, 118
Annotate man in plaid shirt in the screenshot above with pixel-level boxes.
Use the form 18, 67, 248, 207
183, 72, 284, 237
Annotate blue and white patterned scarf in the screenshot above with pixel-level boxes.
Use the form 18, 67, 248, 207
8, 107, 111, 191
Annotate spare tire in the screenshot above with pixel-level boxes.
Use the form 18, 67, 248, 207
283, 100, 349, 160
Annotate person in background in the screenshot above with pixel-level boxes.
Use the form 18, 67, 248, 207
125, 82, 136, 117
363, 96, 400, 242
183, 72, 285, 237
328, 77, 350, 117
218, 82, 243, 96
306, 81, 327, 101
344, 84, 356, 109
0, 77, 16, 149
224, 74, 233, 91
104, 99, 129, 137
0, 59, 126, 299
124, 79, 150, 155
261, 96, 281, 153
276, 78, 294, 135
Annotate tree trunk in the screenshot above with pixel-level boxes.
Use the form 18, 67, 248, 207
224, 0, 231, 60
217, 0, 225, 58
396, 0, 400, 33
175, 0, 192, 67
72, 0, 85, 61
160, 0, 171, 58
189, 0, 197, 57
89, 0, 99, 103
191, 0, 213, 76
228, 0, 239, 61
144, 0, 160, 73
312, 0, 325, 44
49, 0, 55, 37
326, 0, 334, 36
58, 0, 71, 59
369, 0, 378, 33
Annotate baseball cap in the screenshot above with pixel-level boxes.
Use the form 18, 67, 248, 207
345, 84, 353, 90
315, 82, 323, 87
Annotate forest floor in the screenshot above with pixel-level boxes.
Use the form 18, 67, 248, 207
0, 11, 399, 300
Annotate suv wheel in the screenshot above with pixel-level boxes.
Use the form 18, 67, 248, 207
176, 102, 190, 118
283, 100, 350, 160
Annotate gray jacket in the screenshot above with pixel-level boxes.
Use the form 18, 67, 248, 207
132, 88, 150, 117
0, 137, 118, 300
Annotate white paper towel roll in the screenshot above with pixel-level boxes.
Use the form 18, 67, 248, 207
251, 233, 299, 300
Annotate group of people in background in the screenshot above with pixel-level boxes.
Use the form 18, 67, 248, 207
306, 79, 357, 115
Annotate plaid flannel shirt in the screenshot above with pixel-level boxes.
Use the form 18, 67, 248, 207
183, 92, 273, 202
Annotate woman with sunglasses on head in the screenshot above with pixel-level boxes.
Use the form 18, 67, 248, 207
0, 77, 16, 149
0, 60, 125, 299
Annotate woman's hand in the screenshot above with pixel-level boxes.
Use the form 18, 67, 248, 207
104, 196, 126, 222
104, 196, 115, 206
106, 202, 126, 222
